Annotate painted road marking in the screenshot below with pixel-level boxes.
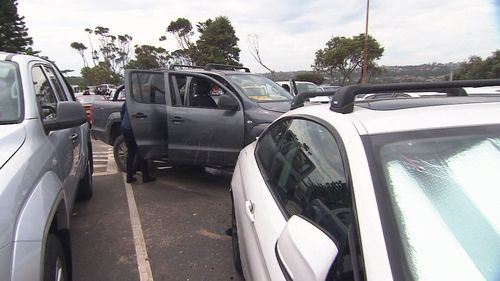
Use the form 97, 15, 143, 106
92, 146, 118, 176
122, 173, 154, 281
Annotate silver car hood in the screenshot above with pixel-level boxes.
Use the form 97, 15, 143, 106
0, 124, 26, 169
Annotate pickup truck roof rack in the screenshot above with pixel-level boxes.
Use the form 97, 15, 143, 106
205, 63, 250, 72
290, 79, 500, 113
168, 64, 206, 71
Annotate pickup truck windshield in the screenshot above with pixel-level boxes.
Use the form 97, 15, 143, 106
0, 62, 21, 123
227, 74, 293, 102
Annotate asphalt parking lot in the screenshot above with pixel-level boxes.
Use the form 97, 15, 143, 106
70, 140, 243, 281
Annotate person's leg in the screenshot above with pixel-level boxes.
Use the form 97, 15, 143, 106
122, 129, 138, 183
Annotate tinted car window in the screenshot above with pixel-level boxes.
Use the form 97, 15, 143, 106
32, 66, 58, 120
130, 72, 166, 104
256, 118, 358, 280
43, 66, 68, 101
256, 119, 291, 173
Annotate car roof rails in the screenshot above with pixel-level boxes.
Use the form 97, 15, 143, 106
291, 79, 500, 112
290, 90, 339, 110
168, 64, 206, 71
205, 63, 250, 72
329, 79, 500, 114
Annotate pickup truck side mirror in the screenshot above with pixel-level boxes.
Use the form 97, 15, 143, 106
276, 216, 339, 281
44, 101, 87, 132
217, 94, 239, 111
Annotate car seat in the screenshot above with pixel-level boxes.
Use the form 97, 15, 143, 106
191, 79, 217, 108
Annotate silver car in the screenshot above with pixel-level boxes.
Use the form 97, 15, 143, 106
0, 52, 92, 281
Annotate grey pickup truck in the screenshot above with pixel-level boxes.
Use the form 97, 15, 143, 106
0, 52, 92, 281
92, 64, 293, 171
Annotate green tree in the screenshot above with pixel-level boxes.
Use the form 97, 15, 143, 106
167, 18, 193, 50
70, 42, 88, 67
454, 50, 500, 80
85, 26, 132, 74
81, 64, 122, 86
0, 0, 37, 54
313, 34, 384, 85
126, 45, 171, 69
75, 27, 133, 83
163, 17, 195, 64
294, 72, 325, 85
191, 16, 241, 66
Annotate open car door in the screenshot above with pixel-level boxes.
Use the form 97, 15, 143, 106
125, 69, 169, 160
166, 72, 245, 167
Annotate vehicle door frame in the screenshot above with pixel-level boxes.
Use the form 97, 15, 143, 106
124, 69, 170, 160
166, 71, 245, 167
30, 62, 81, 208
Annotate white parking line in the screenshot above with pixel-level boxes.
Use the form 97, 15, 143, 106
106, 151, 118, 174
122, 173, 154, 281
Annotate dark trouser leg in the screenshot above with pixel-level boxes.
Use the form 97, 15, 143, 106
122, 128, 137, 180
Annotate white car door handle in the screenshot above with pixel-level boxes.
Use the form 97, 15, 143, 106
245, 200, 255, 223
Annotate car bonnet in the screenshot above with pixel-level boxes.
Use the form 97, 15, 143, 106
257, 101, 291, 113
0, 124, 26, 169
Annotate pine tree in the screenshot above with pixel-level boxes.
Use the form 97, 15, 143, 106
192, 16, 241, 66
0, 0, 36, 53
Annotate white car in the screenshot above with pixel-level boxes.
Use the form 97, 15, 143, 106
230, 80, 500, 281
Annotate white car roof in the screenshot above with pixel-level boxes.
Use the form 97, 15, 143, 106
287, 99, 500, 135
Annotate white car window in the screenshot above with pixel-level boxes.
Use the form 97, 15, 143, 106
256, 118, 361, 280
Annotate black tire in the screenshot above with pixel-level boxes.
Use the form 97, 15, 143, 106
113, 135, 127, 172
113, 135, 140, 173
232, 195, 243, 275
43, 234, 69, 281
77, 152, 93, 201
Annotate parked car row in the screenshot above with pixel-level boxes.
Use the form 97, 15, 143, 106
0, 52, 93, 281
5, 50, 498, 281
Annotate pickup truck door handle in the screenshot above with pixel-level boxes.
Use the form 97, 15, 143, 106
131, 112, 147, 119
245, 200, 255, 223
70, 133, 79, 141
169, 116, 184, 123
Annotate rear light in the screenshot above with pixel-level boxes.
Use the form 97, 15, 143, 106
83, 104, 93, 124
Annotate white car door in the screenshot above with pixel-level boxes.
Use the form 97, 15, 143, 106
235, 117, 364, 281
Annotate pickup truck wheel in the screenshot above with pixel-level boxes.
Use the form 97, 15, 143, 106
77, 153, 93, 201
113, 135, 128, 172
113, 135, 127, 172
43, 234, 69, 281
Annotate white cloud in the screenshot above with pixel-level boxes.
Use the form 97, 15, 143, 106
17, 0, 499, 75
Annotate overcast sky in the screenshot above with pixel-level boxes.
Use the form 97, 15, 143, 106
18, 0, 500, 75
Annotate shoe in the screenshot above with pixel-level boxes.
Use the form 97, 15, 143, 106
127, 177, 137, 183
143, 176, 156, 183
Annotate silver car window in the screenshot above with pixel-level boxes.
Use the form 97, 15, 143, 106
0, 62, 21, 123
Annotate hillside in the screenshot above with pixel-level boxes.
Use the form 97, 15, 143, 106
262, 62, 463, 85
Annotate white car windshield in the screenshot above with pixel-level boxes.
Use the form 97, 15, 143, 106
227, 74, 293, 102
0, 62, 21, 123
373, 127, 500, 280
